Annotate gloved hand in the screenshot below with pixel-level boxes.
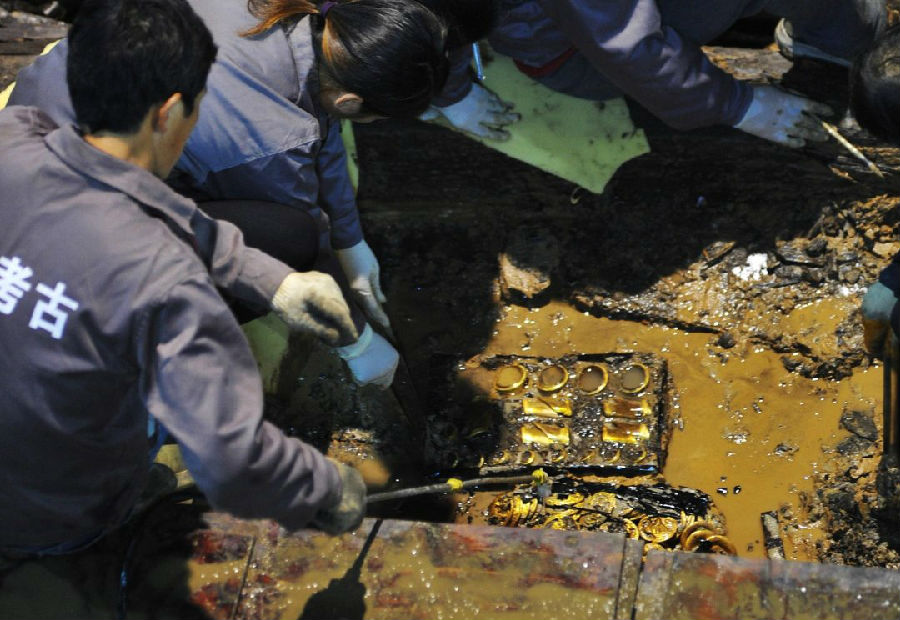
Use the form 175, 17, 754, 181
336, 323, 399, 389
421, 83, 520, 141
734, 84, 833, 148
862, 281, 899, 357
310, 459, 367, 535
272, 271, 358, 347
335, 239, 391, 331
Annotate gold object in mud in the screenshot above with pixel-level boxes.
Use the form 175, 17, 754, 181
580, 448, 598, 463
537, 364, 569, 392
623, 519, 640, 539
521, 423, 571, 446
602, 397, 651, 419
548, 447, 567, 463
602, 420, 650, 444
643, 542, 666, 554
495, 363, 528, 392
546, 492, 585, 507
703, 534, 738, 555
522, 397, 573, 418
683, 527, 737, 555
518, 450, 536, 465
577, 365, 608, 394
492, 450, 511, 465
680, 521, 716, 548
637, 516, 679, 543
619, 363, 650, 394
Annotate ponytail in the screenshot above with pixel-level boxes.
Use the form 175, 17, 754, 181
244, 0, 450, 118
243, 0, 319, 37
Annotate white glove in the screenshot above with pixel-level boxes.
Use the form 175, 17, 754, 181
421, 83, 520, 141
335, 239, 390, 331
734, 84, 832, 148
272, 271, 357, 347
336, 323, 399, 389
309, 459, 367, 535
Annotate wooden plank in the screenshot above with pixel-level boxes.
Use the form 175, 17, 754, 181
237, 518, 630, 620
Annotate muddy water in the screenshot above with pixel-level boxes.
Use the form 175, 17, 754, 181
474, 300, 880, 561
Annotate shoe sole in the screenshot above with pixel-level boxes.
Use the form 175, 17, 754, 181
775, 19, 852, 69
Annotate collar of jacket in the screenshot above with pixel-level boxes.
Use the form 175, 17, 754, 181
45, 121, 201, 245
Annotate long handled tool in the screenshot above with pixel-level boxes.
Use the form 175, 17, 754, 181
367, 470, 551, 504
884, 336, 900, 465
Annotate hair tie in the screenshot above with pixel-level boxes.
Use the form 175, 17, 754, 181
320, 1, 337, 16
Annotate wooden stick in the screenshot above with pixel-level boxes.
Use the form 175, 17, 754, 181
821, 120, 885, 179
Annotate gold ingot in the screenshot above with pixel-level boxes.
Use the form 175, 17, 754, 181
537, 364, 569, 392
602, 420, 649, 444
638, 516, 679, 543
522, 397, 573, 418
577, 365, 608, 395
521, 423, 570, 446
602, 397, 651, 419
619, 363, 650, 394
623, 519, 640, 539
495, 363, 528, 392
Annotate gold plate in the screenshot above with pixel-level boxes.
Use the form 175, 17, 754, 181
495, 363, 528, 392
619, 363, 650, 394
577, 364, 608, 394
537, 364, 569, 392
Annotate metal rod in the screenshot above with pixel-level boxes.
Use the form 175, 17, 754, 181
367, 474, 535, 503
472, 42, 484, 82
886, 337, 900, 464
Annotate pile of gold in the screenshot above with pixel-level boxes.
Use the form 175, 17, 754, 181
487, 489, 736, 555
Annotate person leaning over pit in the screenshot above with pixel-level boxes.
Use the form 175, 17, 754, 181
424, 0, 886, 147
855, 23, 900, 357
0, 0, 367, 559
9, 0, 493, 389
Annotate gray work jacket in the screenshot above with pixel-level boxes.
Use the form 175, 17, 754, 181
9, 0, 363, 249
0, 107, 339, 549
450, 0, 753, 130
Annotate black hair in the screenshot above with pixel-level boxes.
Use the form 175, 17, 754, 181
245, 0, 449, 118
67, 0, 217, 134
414, 0, 500, 49
849, 23, 900, 144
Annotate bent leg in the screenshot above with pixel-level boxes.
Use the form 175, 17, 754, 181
761, 0, 886, 61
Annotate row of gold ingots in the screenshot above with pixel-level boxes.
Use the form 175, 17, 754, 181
492, 361, 654, 465
487, 491, 736, 555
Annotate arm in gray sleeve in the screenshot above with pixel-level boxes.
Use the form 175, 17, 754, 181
431, 46, 475, 107
537, 0, 752, 129
195, 125, 363, 251
140, 274, 341, 530
315, 119, 363, 250
190, 211, 293, 308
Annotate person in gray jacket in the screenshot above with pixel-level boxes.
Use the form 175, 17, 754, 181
0, 0, 365, 557
10, 0, 475, 389
426, 0, 886, 148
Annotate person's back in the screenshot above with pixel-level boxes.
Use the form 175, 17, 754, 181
0, 0, 364, 556
0, 105, 218, 547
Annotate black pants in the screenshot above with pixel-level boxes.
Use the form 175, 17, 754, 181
201, 200, 367, 335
